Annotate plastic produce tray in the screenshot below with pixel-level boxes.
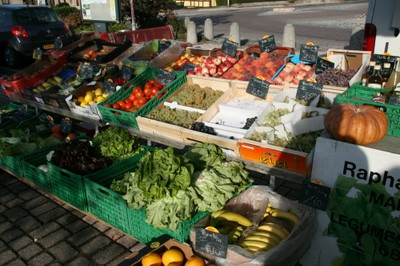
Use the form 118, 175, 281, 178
335, 83, 400, 137
97, 67, 186, 129
0, 156, 22, 176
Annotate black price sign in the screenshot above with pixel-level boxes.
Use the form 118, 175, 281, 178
259, 35, 277, 53
315, 57, 335, 74
299, 43, 319, 63
195, 228, 228, 259
371, 54, 399, 72
79, 64, 94, 79
121, 65, 134, 81
156, 69, 176, 86
299, 181, 331, 211
180, 63, 196, 72
246, 76, 270, 99
103, 79, 116, 94
158, 39, 172, 54
296, 80, 323, 103
221, 38, 239, 57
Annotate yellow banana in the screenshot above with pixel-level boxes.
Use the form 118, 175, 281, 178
257, 223, 290, 240
265, 209, 300, 225
242, 234, 280, 247
248, 230, 282, 245
211, 209, 226, 219
240, 239, 273, 251
217, 211, 253, 227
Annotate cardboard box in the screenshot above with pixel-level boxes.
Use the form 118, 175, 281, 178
137, 75, 231, 143
121, 238, 194, 266
66, 82, 104, 120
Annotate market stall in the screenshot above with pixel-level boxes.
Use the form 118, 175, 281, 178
1, 30, 399, 266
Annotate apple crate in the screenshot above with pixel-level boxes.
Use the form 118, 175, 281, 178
123, 39, 183, 75
335, 83, 400, 137
137, 75, 231, 144
1, 53, 68, 98
84, 148, 153, 234
97, 67, 186, 129
180, 80, 283, 156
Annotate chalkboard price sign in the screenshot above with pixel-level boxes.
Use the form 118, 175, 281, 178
121, 65, 134, 81
315, 57, 335, 74
60, 117, 72, 136
156, 69, 176, 86
221, 38, 239, 57
103, 79, 117, 94
259, 35, 277, 53
246, 76, 270, 99
299, 44, 319, 63
299, 181, 331, 211
195, 228, 228, 259
371, 54, 399, 72
180, 63, 196, 72
79, 64, 94, 80
296, 79, 323, 103
159, 39, 172, 54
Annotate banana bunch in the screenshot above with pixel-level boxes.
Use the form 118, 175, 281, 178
208, 209, 253, 244
32, 75, 63, 94
239, 203, 300, 253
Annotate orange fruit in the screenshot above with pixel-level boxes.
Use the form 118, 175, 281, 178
161, 248, 184, 266
141, 252, 162, 266
184, 256, 205, 266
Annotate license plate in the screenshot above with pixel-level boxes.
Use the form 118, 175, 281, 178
43, 43, 55, 49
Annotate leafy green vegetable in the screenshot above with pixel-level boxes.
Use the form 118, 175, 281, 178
93, 126, 142, 160
123, 147, 194, 208
184, 143, 226, 170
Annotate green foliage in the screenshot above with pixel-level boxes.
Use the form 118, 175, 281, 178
54, 5, 80, 18
107, 22, 130, 33
62, 12, 83, 30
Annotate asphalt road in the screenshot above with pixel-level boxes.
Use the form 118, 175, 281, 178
176, 1, 368, 53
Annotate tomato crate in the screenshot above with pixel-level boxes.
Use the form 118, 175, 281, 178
19, 145, 57, 192
335, 83, 400, 137
97, 67, 186, 129
126, 207, 209, 244
84, 147, 154, 234
0, 156, 22, 176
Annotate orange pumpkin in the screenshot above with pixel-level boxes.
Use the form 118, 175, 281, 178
324, 103, 388, 145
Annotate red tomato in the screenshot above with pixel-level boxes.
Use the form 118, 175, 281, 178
148, 79, 156, 84
132, 86, 142, 94
134, 91, 144, 99
150, 87, 161, 97
143, 87, 152, 97
133, 99, 139, 107
153, 81, 163, 89
144, 82, 152, 90
129, 93, 136, 102
112, 103, 120, 109
118, 100, 126, 110
125, 102, 133, 110
137, 97, 148, 107
103, 103, 111, 108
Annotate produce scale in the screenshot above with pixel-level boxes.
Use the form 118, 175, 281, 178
1, 30, 399, 266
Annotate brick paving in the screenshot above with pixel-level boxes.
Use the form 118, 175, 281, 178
0, 170, 140, 265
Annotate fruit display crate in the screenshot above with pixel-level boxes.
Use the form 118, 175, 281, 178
19, 145, 57, 192
335, 83, 400, 137
84, 147, 153, 234
126, 205, 209, 244
0, 156, 22, 177
97, 67, 186, 129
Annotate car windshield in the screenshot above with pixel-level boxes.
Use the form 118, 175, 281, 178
15, 8, 58, 24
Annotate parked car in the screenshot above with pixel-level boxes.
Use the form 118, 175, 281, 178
363, 0, 400, 56
0, 4, 74, 68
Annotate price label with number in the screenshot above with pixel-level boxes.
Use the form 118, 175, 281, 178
299, 181, 331, 211
156, 69, 176, 86
259, 35, 277, 53
296, 79, 323, 104
316, 57, 335, 74
299, 43, 319, 63
195, 228, 228, 259
246, 76, 270, 99
180, 63, 196, 72
221, 38, 239, 57
103, 79, 117, 94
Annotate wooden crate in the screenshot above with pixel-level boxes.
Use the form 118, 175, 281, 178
136, 75, 231, 143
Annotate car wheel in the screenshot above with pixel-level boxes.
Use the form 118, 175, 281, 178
3, 46, 23, 68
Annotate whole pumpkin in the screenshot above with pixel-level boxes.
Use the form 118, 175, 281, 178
324, 103, 388, 145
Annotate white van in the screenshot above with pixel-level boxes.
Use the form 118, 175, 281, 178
363, 0, 400, 56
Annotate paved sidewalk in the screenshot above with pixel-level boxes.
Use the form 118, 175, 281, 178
0, 170, 144, 266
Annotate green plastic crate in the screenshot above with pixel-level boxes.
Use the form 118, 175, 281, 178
126, 207, 209, 244
0, 156, 22, 176
84, 147, 154, 234
97, 67, 186, 129
19, 145, 57, 192
336, 83, 400, 137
